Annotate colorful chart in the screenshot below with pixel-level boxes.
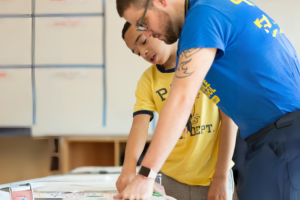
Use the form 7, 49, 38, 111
33, 191, 176, 199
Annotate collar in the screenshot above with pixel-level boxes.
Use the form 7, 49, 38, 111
156, 65, 175, 73
185, 0, 191, 17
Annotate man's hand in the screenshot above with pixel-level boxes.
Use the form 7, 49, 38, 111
113, 175, 155, 200
116, 171, 166, 195
207, 177, 228, 200
153, 182, 166, 195
116, 171, 136, 193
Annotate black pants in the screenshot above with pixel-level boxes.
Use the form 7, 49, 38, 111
237, 110, 300, 200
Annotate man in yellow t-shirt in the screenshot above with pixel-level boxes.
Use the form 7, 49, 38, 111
115, 22, 237, 200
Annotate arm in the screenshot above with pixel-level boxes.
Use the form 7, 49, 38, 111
141, 48, 217, 171
116, 114, 166, 195
116, 114, 150, 193
207, 109, 238, 200
114, 47, 217, 199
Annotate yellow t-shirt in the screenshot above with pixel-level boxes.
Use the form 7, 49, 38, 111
134, 64, 233, 186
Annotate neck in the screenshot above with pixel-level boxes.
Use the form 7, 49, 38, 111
161, 43, 178, 70
173, 0, 186, 30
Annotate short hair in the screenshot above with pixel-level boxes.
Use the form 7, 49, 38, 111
116, 0, 153, 17
122, 21, 132, 40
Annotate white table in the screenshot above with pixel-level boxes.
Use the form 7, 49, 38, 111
0, 172, 175, 200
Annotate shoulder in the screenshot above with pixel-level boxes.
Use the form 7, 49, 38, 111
190, 0, 233, 13
137, 64, 156, 86
185, 0, 238, 24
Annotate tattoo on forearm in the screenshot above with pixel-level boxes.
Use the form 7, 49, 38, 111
175, 48, 202, 78
182, 48, 202, 58
175, 58, 193, 78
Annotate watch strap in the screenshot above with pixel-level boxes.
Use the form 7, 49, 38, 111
148, 168, 157, 179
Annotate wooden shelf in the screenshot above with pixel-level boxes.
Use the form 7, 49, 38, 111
0, 136, 152, 183
59, 136, 152, 173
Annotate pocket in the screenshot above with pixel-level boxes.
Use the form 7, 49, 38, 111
238, 144, 284, 200
288, 156, 300, 191
245, 142, 265, 161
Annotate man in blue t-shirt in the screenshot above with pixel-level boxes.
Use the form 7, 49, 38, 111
114, 0, 300, 199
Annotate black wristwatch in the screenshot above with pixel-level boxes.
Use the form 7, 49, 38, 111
138, 166, 157, 179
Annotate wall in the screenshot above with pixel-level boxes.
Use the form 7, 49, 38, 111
0, 0, 299, 137
0, 0, 152, 136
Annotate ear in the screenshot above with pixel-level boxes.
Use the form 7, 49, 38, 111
153, 0, 168, 8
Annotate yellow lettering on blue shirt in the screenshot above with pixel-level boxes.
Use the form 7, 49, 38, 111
201, 80, 220, 105
230, 0, 254, 6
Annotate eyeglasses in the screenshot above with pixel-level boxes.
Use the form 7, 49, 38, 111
137, 0, 150, 31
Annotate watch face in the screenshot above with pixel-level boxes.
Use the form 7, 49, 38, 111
139, 166, 151, 177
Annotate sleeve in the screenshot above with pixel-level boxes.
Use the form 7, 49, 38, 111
179, 5, 237, 60
133, 71, 156, 121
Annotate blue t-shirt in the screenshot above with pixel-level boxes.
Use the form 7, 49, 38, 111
176, 0, 300, 139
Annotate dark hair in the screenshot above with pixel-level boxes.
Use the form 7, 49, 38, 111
122, 21, 132, 40
116, 0, 153, 17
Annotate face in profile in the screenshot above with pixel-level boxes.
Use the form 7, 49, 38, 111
123, 1, 180, 44
124, 25, 173, 65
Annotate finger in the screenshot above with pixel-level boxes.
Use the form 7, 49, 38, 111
153, 182, 165, 195
113, 193, 123, 199
116, 178, 125, 192
206, 194, 214, 200
154, 186, 166, 195
116, 184, 121, 193
161, 185, 166, 195
116, 184, 124, 193
159, 186, 166, 195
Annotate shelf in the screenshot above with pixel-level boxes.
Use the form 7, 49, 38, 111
59, 136, 152, 173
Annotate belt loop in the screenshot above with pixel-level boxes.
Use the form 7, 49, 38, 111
275, 119, 293, 129
275, 116, 294, 129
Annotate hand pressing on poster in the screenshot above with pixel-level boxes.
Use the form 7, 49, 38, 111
116, 171, 165, 195
114, 174, 155, 200
116, 170, 136, 193
153, 182, 165, 195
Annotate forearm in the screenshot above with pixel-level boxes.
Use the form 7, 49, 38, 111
140, 48, 217, 172
214, 110, 238, 179
122, 115, 150, 172
141, 94, 195, 172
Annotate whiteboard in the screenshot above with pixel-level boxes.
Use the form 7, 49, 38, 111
35, 17, 103, 65
35, 0, 103, 14
0, 69, 32, 126
0, 18, 31, 65
0, 0, 31, 15
32, 68, 104, 135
